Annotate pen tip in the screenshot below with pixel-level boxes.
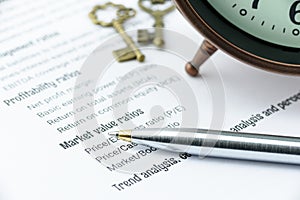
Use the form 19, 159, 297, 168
108, 131, 119, 137
108, 130, 132, 142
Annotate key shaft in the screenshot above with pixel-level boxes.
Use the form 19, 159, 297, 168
112, 20, 145, 62
152, 11, 166, 47
138, 0, 175, 47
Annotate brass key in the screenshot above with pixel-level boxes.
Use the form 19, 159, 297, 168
138, 0, 175, 48
89, 2, 145, 62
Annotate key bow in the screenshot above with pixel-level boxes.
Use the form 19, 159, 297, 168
138, 0, 175, 17
89, 2, 136, 27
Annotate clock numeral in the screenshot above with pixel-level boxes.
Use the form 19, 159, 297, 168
252, 0, 259, 9
290, 0, 300, 25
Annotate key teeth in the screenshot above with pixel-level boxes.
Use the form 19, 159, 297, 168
113, 47, 137, 62
137, 29, 164, 48
113, 47, 145, 62
137, 29, 153, 44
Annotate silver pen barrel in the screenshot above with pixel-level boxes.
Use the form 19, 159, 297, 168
125, 128, 300, 165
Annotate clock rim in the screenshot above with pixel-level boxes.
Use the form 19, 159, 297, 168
174, 0, 300, 75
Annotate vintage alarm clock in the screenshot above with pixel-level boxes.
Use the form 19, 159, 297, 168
174, 0, 300, 76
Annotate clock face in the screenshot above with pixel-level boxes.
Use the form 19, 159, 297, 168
207, 0, 300, 48
174, 0, 300, 73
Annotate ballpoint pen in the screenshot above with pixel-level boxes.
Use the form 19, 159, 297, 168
109, 128, 300, 165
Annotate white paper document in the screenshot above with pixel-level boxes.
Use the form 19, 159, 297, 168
0, 0, 300, 200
